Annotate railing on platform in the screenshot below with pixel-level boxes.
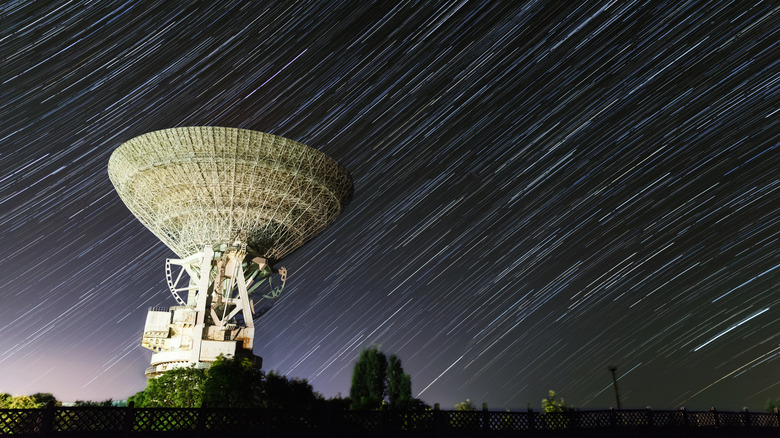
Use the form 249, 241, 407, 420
1, 403, 778, 436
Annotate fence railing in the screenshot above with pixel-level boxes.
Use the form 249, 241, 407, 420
1, 404, 778, 436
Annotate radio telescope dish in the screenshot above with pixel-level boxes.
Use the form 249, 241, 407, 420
108, 126, 353, 262
108, 126, 353, 378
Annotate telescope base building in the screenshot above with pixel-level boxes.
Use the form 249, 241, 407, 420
141, 306, 259, 378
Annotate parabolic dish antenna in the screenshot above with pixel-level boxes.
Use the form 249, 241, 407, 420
108, 126, 353, 377
108, 126, 353, 262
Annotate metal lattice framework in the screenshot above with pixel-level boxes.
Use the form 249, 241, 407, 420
4, 406, 779, 435
108, 126, 353, 262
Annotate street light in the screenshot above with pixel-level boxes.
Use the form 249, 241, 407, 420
608, 366, 622, 409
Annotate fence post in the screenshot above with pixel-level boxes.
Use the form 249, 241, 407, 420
680, 407, 688, 428
775, 407, 779, 428
609, 407, 616, 429
41, 400, 55, 437
711, 406, 719, 428
482, 402, 488, 431
433, 403, 441, 437
264, 409, 272, 438
646, 407, 653, 428
382, 407, 389, 438
323, 404, 333, 435
195, 403, 207, 438
123, 401, 135, 437
527, 407, 534, 431
742, 407, 751, 428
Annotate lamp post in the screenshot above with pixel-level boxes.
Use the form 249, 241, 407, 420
608, 366, 621, 409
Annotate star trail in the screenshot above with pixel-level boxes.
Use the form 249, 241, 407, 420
0, 1, 777, 410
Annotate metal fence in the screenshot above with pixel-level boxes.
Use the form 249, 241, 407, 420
1, 404, 778, 437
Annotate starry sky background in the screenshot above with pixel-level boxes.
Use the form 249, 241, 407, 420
0, 1, 777, 410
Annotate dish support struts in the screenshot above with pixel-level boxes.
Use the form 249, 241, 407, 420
141, 241, 286, 377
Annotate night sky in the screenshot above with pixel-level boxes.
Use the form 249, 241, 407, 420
1, 1, 777, 410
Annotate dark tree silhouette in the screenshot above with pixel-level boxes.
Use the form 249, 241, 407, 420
30, 393, 58, 407
349, 346, 423, 410
73, 399, 115, 407
387, 354, 412, 409
350, 345, 387, 410
263, 370, 322, 410
201, 356, 264, 408
767, 397, 780, 413
129, 355, 321, 409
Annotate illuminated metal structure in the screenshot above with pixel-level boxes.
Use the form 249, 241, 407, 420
108, 126, 352, 377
